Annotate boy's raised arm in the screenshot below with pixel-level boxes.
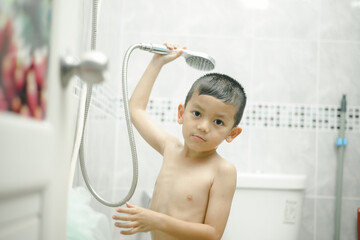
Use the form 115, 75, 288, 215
129, 44, 183, 154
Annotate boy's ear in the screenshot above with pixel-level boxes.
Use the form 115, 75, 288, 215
177, 104, 184, 124
225, 127, 242, 143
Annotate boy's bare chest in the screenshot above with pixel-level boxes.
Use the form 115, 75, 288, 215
156, 164, 213, 199
151, 156, 215, 222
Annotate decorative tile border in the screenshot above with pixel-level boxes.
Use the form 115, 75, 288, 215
73, 85, 360, 132
243, 103, 360, 132
144, 99, 360, 132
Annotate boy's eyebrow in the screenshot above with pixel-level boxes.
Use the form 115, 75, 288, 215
214, 113, 232, 121
192, 103, 232, 121
192, 103, 205, 111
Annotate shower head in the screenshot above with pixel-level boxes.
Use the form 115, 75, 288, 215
139, 43, 215, 71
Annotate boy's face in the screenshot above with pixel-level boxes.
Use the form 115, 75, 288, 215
177, 92, 242, 154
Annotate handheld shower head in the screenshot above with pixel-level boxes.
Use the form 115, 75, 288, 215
139, 43, 215, 71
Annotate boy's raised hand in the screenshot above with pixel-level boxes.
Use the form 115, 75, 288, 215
152, 43, 187, 66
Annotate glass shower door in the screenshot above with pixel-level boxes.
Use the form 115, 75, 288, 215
0, 0, 83, 239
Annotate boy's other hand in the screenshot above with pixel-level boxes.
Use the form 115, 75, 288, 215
113, 202, 159, 235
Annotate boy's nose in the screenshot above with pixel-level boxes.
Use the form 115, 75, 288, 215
197, 120, 209, 133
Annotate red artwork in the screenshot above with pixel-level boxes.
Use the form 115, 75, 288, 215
0, 1, 50, 120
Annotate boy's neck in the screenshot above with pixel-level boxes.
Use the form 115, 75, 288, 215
181, 144, 218, 161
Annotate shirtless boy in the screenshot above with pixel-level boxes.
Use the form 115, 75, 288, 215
112, 43, 247, 240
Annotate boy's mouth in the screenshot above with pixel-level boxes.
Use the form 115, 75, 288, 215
192, 135, 206, 142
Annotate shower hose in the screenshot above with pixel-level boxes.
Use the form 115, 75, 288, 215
76, 44, 145, 207
69, 0, 140, 207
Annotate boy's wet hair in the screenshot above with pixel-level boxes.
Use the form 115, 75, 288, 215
184, 73, 247, 127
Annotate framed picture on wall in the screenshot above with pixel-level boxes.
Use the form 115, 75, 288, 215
0, 0, 51, 120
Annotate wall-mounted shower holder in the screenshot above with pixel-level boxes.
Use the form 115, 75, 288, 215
60, 51, 108, 88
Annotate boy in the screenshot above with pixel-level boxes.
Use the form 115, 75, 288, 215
112, 43, 246, 240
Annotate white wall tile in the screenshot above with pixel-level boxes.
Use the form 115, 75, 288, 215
298, 197, 315, 240
321, 0, 360, 41
252, 40, 317, 103
253, 0, 319, 40
319, 42, 360, 105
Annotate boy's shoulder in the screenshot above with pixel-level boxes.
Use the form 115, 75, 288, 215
209, 155, 237, 194
210, 154, 237, 186
215, 156, 237, 176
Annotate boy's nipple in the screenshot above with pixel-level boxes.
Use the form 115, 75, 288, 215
187, 194, 193, 201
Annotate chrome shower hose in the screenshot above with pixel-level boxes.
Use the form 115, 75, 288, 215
78, 45, 141, 207
78, 0, 139, 207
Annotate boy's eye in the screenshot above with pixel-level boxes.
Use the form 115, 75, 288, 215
214, 119, 224, 126
192, 111, 201, 117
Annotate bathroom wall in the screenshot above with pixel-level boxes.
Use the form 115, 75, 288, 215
72, 0, 360, 239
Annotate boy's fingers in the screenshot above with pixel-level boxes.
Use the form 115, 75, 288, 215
115, 221, 138, 228
163, 43, 181, 50
126, 202, 136, 208
116, 207, 135, 214
112, 214, 133, 221
120, 227, 139, 235
163, 42, 173, 49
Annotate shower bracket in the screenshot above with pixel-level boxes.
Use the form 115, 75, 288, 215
60, 51, 108, 88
